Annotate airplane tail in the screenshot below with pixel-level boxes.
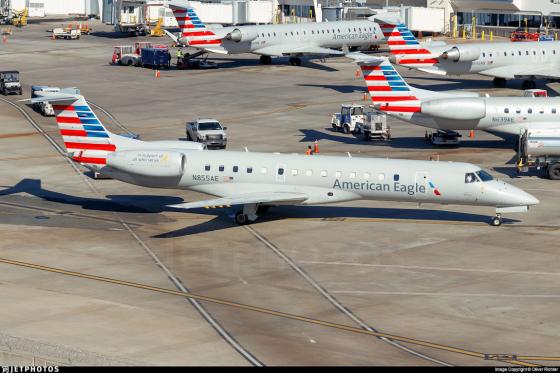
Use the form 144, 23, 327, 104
168, 0, 221, 48
379, 22, 439, 68
30, 90, 118, 167
349, 53, 423, 115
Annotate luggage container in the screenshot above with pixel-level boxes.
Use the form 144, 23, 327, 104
141, 47, 170, 69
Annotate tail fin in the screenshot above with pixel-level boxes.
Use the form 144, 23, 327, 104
348, 53, 421, 115
168, 0, 221, 48
31, 90, 116, 166
380, 22, 439, 68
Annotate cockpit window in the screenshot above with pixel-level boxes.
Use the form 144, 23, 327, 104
465, 172, 478, 183
476, 170, 494, 182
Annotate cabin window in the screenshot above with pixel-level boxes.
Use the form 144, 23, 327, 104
539, 108, 545, 114
306, 170, 313, 176
303, 31, 306, 35
504, 108, 509, 114
296, 31, 299, 35
503, 52, 507, 56
338, 28, 341, 32
247, 167, 253, 173
518, 51, 522, 56
354, 28, 356, 32
278, 168, 284, 175
233, 166, 238, 173
526, 51, 529, 55
553, 108, 557, 114
261, 33, 264, 37
378, 173, 385, 181
273, 32, 276, 37
291, 169, 298, 176
533, 50, 537, 55
465, 172, 478, 183
311, 30, 314, 34
291, 31, 293, 36
554, 50, 557, 55
516, 108, 521, 114
359, 28, 361, 32
364, 172, 371, 179
393, 174, 399, 181
482, 52, 485, 57
489, 53, 493, 57
320, 170, 327, 177
326, 29, 329, 33
348, 28, 351, 32
204, 165, 211, 171
335, 171, 342, 178
219, 165, 224, 172
268, 33, 270, 37
543, 50, 546, 55
528, 108, 533, 114
261, 167, 267, 174
349, 172, 356, 179
321, 30, 324, 34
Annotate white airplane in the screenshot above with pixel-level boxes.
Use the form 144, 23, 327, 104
166, 0, 385, 66
350, 53, 560, 137
30, 90, 538, 226
377, 18, 560, 89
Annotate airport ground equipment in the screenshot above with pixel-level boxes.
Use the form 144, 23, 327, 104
31, 86, 61, 116
186, 119, 227, 149
176, 51, 217, 69
11, 8, 26, 27
523, 89, 548, 98
0, 71, 21, 95
140, 47, 170, 69
357, 110, 390, 141
149, 17, 165, 37
518, 129, 560, 180
111, 42, 159, 66
52, 27, 81, 40
426, 130, 461, 146
331, 104, 366, 134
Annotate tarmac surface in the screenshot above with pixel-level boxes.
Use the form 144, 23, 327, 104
0, 19, 559, 366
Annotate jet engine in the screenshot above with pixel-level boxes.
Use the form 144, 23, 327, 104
225, 28, 259, 43
440, 46, 480, 62
106, 150, 186, 178
421, 98, 486, 120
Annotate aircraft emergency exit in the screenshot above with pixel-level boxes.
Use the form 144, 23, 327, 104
31, 90, 538, 227
377, 17, 560, 89
351, 54, 560, 136
166, 0, 385, 66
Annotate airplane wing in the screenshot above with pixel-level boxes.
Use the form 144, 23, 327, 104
253, 44, 344, 57
169, 191, 308, 209
480, 64, 560, 79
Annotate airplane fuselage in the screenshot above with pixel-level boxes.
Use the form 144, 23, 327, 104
185, 20, 385, 55
100, 150, 535, 211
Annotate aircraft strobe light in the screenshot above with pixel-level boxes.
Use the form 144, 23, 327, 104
225, 28, 259, 43
440, 46, 480, 62
106, 150, 186, 178
421, 98, 486, 120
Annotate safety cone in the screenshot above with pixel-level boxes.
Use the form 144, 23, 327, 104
155, 69, 160, 78
469, 130, 475, 139
314, 140, 319, 154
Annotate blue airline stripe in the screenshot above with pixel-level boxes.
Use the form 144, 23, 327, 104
73, 106, 90, 111
380, 66, 394, 71
389, 87, 410, 91
86, 132, 110, 138
388, 81, 407, 87
385, 76, 402, 81
80, 119, 100, 125
77, 112, 95, 118
83, 125, 105, 131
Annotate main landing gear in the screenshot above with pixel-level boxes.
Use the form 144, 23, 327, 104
259, 55, 272, 65
234, 204, 271, 225
489, 214, 503, 227
289, 57, 302, 66
492, 77, 507, 88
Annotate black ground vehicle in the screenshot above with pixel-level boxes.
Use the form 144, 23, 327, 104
0, 71, 22, 95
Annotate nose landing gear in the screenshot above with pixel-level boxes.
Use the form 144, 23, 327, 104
489, 214, 503, 227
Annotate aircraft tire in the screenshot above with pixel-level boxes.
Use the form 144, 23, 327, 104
343, 125, 350, 134
548, 163, 560, 180
493, 78, 506, 88
490, 216, 502, 226
235, 211, 249, 225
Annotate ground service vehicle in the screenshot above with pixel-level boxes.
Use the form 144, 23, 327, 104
357, 111, 390, 141
52, 27, 80, 40
518, 129, 560, 180
0, 71, 21, 95
427, 130, 461, 146
31, 86, 61, 116
186, 119, 227, 149
141, 48, 170, 69
331, 104, 366, 134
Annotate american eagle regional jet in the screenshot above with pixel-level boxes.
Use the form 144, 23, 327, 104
30, 90, 538, 226
166, 0, 385, 65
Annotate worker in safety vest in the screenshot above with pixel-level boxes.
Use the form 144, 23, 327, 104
176, 49, 183, 63
306, 145, 313, 155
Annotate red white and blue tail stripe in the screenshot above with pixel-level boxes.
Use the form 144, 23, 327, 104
52, 96, 115, 166
357, 58, 421, 115
169, 2, 221, 48
381, 23, 439, 67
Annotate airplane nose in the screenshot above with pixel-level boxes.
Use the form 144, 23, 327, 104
521, 191, 539, 206
502, 182, 539, 206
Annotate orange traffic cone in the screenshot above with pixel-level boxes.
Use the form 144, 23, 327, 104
469, 130, 475, 138
155, 69, 160, 78
314, 140, 319, 154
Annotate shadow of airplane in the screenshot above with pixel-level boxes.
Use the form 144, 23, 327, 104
187, 55, 339, 72
298, 129, 516, 150
297, 83, 365, 94
0, 179, 509, 238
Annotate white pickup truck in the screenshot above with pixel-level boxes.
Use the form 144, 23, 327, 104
186, 119, 227, 149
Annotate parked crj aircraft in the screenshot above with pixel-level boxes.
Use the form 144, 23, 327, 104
377, 17, 560, 89
31, 90, 537, 226
166, 0, 385, 65
351, 54, 560, 136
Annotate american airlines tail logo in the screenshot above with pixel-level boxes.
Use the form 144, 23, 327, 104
380, 22, 438, 66
428, 181, 442, 196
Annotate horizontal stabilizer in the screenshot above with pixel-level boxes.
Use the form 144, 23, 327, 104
369, 12, 401, 25
169, 192, 308, 209
345, 52, 384, 64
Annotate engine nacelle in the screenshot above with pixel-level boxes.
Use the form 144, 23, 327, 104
106, 150, 186, 178
225, 28, 258, 43
421, 98, 486, 120
440, 46, 480, 62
